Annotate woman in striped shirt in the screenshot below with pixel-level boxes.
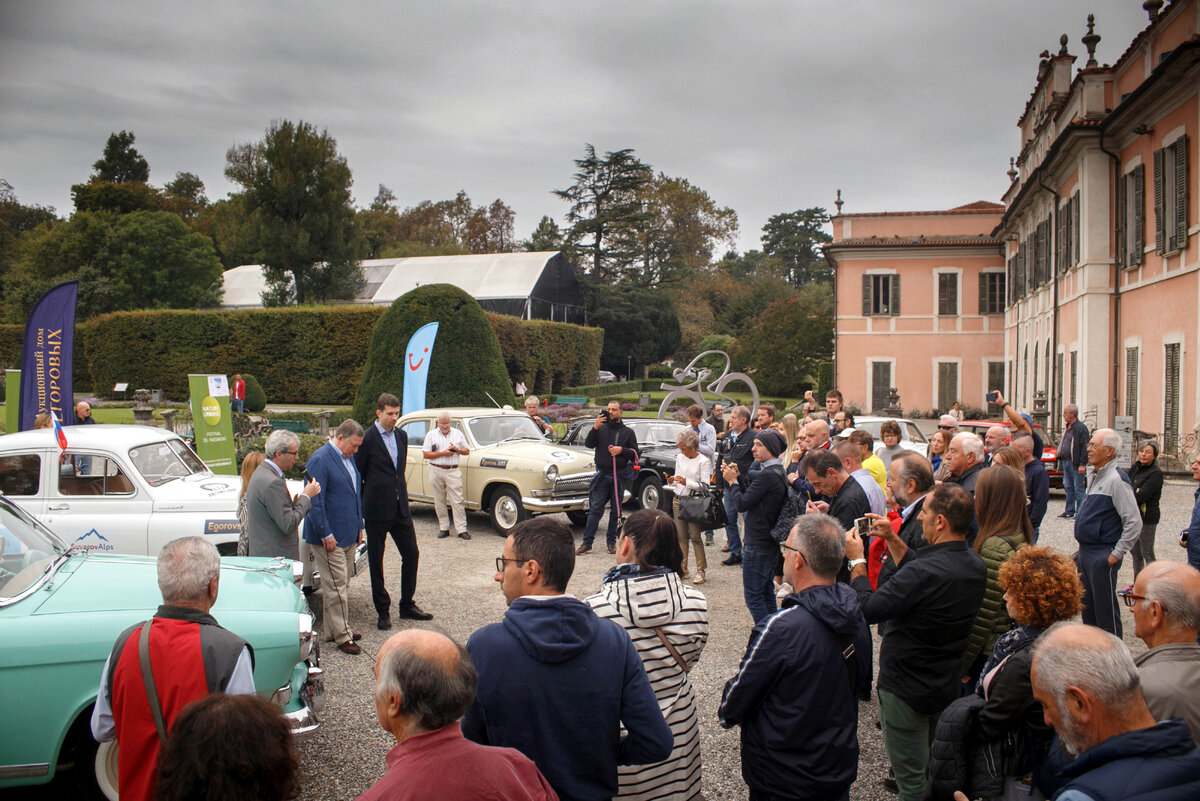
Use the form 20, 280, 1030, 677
585, 508, 709, 800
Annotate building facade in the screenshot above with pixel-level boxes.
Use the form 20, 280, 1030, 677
826, 203, 1006, 413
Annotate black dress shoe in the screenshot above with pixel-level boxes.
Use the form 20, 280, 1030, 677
338, 640, 362, 655
398, 603, 433, 621
377, 615, 392, 630
437, 530, 450, 538
722, 554, 742, 566
352, 632, 363, 641
458, 531, 471, 540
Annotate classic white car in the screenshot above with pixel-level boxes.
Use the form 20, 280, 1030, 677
398, 408, 596, 534
0, 425, 363, 573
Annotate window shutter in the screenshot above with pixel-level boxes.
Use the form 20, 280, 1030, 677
978, 272, 988, 314
1154, 147, 1166, 254
1173, 135, 1188, 251
1072, 193, 1080, 264
862, 275, 871, 316
1057, 204, 1066, 273
890, 274, 901, 316
1164, 343, 1181, 453
938, 273, 957, 315
1117, 177, 1126, 269
1125, 347, 1138, 422
1133, 164, 1145, 264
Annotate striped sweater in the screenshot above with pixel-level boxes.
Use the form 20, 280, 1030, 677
586, 570, 709, 801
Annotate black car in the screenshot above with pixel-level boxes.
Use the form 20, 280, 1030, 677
559, 418, 690, 512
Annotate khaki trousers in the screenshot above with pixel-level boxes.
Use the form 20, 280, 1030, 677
430, 466, 467, 534
672, 497, 706, 575
311, 542, 356, 644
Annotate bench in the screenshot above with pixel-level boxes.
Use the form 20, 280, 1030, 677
554, 396, 588, 406
268, 419, 310, 435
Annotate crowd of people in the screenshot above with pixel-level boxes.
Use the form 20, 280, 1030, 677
89, 388, 1200, 801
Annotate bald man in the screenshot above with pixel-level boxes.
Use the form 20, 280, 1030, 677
1129, 561, 1200, 741
359, 630, 556, 801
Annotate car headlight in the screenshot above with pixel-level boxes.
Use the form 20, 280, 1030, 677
543, 463, 559, 483
299, 613, 315, 662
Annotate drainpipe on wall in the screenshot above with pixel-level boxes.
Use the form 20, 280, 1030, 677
1099, 130, 1123, 426
827, 252, 838, 392
1036, 171, 1061, 428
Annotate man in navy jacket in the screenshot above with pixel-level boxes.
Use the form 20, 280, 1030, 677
463, 517, 672, 801
305, 419, 365, 654
720, 514, 871, 801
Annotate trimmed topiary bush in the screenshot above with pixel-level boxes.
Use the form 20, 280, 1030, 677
352, 284, 515, 423
241, 373, 266, 412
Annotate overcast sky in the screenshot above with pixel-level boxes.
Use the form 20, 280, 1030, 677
0, 1, 1155, 253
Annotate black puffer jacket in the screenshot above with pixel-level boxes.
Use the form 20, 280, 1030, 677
1129, 459, 1164, 525
925, 693, 1003, 801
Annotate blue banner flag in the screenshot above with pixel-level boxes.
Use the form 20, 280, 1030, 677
402, 322, 439, 415
19, 281, 78, 431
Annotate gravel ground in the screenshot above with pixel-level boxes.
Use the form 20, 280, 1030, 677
295, 480, 1199, 801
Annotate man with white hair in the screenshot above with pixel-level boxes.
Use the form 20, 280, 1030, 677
944, 432, 985, 495
1074, 428, 1141, 636
1127, 561, 1200, 741
91, 537, 255, 801
1030, 622, 1200, 800
524, 396, 553, 436
246, 429, 321, 560
423, 411, 472, 541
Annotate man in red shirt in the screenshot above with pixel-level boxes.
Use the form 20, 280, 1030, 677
358, 629, 557, 801
232, 373, 246, 413
91, 537, 255, 801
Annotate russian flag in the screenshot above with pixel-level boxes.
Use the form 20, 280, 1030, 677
50, 410, 69, 453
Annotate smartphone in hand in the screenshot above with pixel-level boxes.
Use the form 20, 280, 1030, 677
986, 391, 1000, 403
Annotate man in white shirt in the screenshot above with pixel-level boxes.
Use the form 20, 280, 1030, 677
423, 411, 472, 540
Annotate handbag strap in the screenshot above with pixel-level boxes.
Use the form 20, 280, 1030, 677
653, 627, 689, 673
138, 620, 170, 747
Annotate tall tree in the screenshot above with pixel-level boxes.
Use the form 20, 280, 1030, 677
0, 180, 58, 295
732, 283, 833, 395
554, 145, 652, 282
761, 207, 833, 287
587, 283, 680, 376
225, 120, 364, 304
91, 130, 150, 184
162, 171, 208, 222
522, 215, 565, 252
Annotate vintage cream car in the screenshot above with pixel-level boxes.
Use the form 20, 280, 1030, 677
398, 408, 596, 534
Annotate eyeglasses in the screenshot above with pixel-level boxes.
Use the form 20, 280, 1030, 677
938, 425, 955, 431
780, 542, 807, 563
496, 556, 528, 573
285, 449, 299, 456
1119, 591, 1153, 608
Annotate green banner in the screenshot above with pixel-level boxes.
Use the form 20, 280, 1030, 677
5, 370, 19, 434
188, 374, 237, 475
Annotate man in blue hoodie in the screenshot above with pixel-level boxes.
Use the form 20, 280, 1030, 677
463, 517, 673, 801
720, 514, 872, 801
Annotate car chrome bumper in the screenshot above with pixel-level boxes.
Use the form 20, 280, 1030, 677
521, 496, 589, 512
283, 663, 324, 739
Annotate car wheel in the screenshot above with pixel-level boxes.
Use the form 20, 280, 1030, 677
489, 486, 530, 535
566, 509, 589, 527
638, 474, 668, 511
57, 711, 115, 800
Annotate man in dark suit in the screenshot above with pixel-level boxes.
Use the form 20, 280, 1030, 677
304, 419, 365, 654
246, 429, 320, 560
355, 393, 432, 629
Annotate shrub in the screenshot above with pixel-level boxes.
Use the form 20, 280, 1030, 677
353, 284, 513, 423
241, 373, 266, 412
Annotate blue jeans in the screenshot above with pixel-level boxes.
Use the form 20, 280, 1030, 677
583, 473, 625, 547
741, 544, 778, 624
723, 490, 742, 555
234, 398, 244, 413
1063, 466, 1087, 515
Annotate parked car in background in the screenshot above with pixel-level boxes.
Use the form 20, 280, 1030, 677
0, 496, 321, 798
0, 425, 367, 571
597, 370, 618, 383
397, 409, 596, 534
849, 416, 930, 456
560, 417, 691, 512
956, 420, 1062, 488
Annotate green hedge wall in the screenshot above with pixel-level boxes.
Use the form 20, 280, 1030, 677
0, 307, 601, 405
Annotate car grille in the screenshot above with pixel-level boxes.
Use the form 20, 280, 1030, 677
553, 473, 593, 496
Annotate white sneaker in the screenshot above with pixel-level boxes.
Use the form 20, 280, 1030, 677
775, 581, 794, 600
693, 570, 705, 585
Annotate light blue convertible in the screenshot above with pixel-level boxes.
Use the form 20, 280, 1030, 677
0, 496, 323, 799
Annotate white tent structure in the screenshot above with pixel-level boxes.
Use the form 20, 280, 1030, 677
216, 251, 586, 323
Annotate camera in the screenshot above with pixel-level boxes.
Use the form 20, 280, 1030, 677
854, 516, 870, 536
986, 391, 1000, 403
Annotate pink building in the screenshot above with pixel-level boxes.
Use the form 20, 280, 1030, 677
825, 202, 1005, 413
829, 1, 1199, 457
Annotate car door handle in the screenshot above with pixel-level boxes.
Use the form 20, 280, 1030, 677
48, 504, 70, 511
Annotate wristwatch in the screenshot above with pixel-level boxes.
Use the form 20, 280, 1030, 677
847, 558, 867, 569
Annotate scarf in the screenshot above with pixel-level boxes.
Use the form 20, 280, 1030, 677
977, 624, 1044, 696
602, 563, 673, 584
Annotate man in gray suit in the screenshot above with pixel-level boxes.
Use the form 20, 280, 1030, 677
246, 430, 321, 559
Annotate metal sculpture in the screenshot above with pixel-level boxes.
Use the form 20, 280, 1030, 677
656, 351, 759, 419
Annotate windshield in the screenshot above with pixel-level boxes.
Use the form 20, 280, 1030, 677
468, 415, 545, 447
128, 438, 209, 486
629, 420, 686, 446
0, 497, 67, 601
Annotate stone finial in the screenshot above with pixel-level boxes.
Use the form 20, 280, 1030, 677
1083, 14, 1100, 68
1058, 34, 1070, 57
1143, 0, 1164, 22
834, 189, 843, 214
1007, 157, 1019, 182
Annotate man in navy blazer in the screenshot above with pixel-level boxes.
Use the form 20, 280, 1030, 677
355, 393, 432, 629
304, 419, 367, 654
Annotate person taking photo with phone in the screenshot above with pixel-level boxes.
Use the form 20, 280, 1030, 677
578, 401, 638, 555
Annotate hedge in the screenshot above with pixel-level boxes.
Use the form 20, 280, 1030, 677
0, 306, 602, 405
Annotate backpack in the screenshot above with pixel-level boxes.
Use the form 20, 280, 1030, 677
765, 464, 806, 544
